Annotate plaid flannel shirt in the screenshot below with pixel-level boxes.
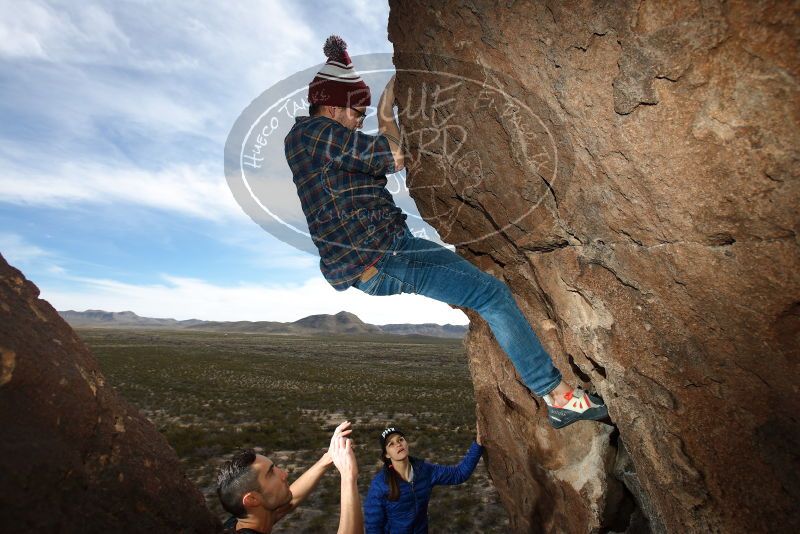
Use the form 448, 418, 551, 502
284, 115, 408, 291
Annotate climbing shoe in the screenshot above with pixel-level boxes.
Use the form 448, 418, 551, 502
544, 387, 609, 429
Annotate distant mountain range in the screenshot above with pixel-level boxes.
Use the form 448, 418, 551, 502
58, 309, 468, 339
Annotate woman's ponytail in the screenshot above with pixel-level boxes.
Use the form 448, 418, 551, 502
384, 461, 401, 501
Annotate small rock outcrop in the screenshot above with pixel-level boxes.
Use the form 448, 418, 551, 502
388, 1, 798, 532
0, 254, 219, 532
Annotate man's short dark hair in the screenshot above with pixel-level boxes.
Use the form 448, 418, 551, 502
309, 103, 322, 116
217, 449, 261, 518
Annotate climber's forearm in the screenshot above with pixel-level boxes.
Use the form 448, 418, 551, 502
378, 79, 404, 171
379, 119, 404, 172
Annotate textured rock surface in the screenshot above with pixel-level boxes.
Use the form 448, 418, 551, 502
0, 254, 220, 533
389, 1, 799, 532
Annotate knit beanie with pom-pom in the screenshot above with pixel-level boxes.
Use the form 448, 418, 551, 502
307, 35, 371, 108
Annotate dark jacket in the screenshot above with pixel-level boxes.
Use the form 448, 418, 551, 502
364, 441, 483, 533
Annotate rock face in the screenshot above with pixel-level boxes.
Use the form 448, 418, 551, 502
388, 1, 799, 532
0, 254, 220, 533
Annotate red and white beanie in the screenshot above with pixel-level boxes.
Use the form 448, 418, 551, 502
308, 35, 371, 108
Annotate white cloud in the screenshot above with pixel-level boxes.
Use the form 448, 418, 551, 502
0, 1, 456, 328
0, 232, 69, 278
213, 230, 321, 271
344, 0, 390, 32
0, 1, 310, 76
0, 0, 397, 194
0, 1, 129, 61
44, 272, 469, 325
0, 160, 246, 221
0, 232, 50, 264
0, 1, 321, 149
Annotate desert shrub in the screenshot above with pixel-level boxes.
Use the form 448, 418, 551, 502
84, 328, 508, 531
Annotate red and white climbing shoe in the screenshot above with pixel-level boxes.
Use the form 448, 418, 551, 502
543, 387, 609, 429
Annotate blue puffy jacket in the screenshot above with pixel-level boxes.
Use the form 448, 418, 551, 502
364, 441, 483, 533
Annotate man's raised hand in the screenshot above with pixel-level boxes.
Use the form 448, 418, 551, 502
328, 421, 353, 448
328, 421, 363, 534
328, 420, 358, 480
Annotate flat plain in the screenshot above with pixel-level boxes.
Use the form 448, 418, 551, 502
80, 328, 509, 532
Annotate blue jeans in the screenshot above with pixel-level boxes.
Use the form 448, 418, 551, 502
352, 228, 562, 396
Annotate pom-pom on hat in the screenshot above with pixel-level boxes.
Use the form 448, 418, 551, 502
308, 35, 371, 108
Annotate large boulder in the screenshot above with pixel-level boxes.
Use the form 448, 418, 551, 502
0, 254, 220, 533
388, 1, 799, 532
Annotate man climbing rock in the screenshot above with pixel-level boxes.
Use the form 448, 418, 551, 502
284, 35, 609, 429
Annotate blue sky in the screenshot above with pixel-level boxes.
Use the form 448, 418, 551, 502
0, 0, 468, 325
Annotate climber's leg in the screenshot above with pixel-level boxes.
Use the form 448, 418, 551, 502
353, 229, 561, 396
353, 229, 611, 427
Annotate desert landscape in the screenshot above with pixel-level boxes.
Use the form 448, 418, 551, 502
79, 327, 508, 532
